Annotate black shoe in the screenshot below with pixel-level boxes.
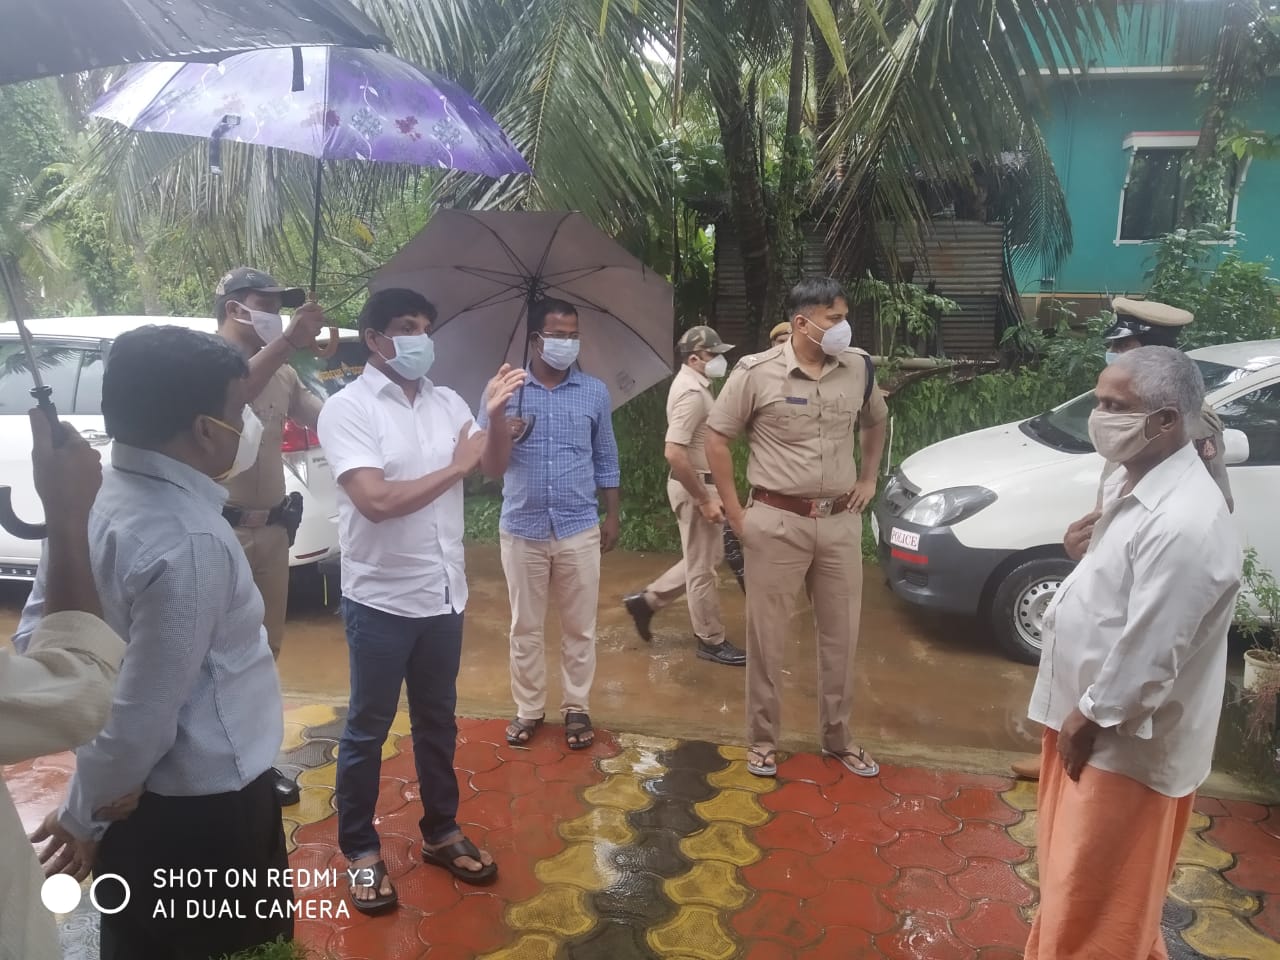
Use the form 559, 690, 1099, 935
623, 593, 654, 642
697, 639, 746, 666
271, 767, 300, 806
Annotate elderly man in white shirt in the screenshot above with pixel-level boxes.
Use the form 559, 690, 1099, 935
317, 288, 523, 914
1024, 346, 1242, 960
2, 411, 123, 960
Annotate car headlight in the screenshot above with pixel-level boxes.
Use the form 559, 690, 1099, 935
899, 486, 997, 527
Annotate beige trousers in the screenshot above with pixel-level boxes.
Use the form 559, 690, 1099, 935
500, 525, 602, 719
644, 478, 726, 643
236, 524, 290, 660
741, 502, 863, 755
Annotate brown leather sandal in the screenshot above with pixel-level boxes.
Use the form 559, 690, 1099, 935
564, 711, 594, 750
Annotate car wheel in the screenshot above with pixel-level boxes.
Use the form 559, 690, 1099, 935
990, 557, 1074, 665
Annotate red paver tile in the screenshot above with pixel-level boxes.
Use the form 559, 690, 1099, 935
762, 780, 838, 818
1221, 799, 1270, 823
879, 867, 970, 921
1194, 796, 1229, 818
942, 822, 1029, 864
457, 718, 508, 746
328, 904, 428, 960
880, 795, 962, 837
295, 919, 347, 956
485, 820, 568, 862
741, 847, 829, 899
976, 950, 1024, 960
374, 805, 425, 840
289, 843, 341, 890
821, 771, 896, 808
1225, 852, 1280, 895
469, 759, 542, 796
953, 900, 1030, 951
812, 840, 898, 886
942, 788, 1021, 826
880, 831, 966, 875
777, 752, 843, 787
1262, 807, 1280, 842
948, 857, 1036, 907
510, 779, 587, 823
876, 914, 976, 960
1209, 816, 1280, 862
742, 942, 796, 960
294, 818, 334, 847
1251, 896, 1280, 941
425, 945, 490, 960
815, 802, 900, 846
732, 890, 824, 948
452, 740, 502, 775
807, 880, 896, 934
535, 756, 604, 785
810, 925, 879, 958
375, 777, 411, 817
754, 810, 836, 856
456, 788, 517, 832
418, 891, 509, 954
878, 766, 967, 801
389, 863, 464, 917
494, 734, 568, 766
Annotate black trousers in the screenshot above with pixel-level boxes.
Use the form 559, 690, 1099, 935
96, 770, 294, 960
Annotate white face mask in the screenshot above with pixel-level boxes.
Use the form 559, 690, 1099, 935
801, 317, 853, 356
209, 406, 264, 482
704, 355, 728, 379
376, 332, 435, 381
1088, 408, 1166, 463
231, 302, 284, 344
1105, 350, 1120, 366
539, 335, 580, 371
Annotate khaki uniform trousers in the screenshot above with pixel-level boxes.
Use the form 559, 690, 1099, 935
235, 524, 291, 660
742, 501, 863, 755
500, 525, 602, 719
643, 478, 726, 643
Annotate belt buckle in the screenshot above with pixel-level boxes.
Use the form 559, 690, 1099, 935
810, 497, 835, 518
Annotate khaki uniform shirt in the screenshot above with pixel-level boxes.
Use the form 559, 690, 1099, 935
1097, 403, 1234, 512
707, 340, 888, 499
223, 362, 324, 510
665, 364, 714, 473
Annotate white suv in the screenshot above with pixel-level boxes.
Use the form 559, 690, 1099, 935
0, 316, 367, 582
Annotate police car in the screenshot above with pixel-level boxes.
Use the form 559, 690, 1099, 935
872, 339, 1280, 664
0, 316, 368, 583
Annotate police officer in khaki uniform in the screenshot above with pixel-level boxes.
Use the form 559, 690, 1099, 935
622, 326, 747, 666
215, 267, 327, 804
769, 322, 792, 347
1010, 296, 1235, 783
706, 277, 888, 779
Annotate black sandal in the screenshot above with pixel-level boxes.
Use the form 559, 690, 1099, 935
564, 711, 594, 750
505, 716, 543, 747
421, 835, 498, 885
347, 858, 397, 915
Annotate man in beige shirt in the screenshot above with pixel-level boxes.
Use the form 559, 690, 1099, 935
3, 411, 125, 960
706, 277, 888, 779
214, 267, 326, 805
623, 326, 746, 666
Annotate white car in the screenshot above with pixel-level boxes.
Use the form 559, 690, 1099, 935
0, 316, 368, 583
872, 339, 1280, 664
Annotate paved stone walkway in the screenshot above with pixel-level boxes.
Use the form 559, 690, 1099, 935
6, 703, 1278, 959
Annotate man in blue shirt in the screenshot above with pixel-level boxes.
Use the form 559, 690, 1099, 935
19, 326, 292, 960
480, 299, 621, 752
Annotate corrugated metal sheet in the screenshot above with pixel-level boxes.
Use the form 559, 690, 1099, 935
711, 218, 754, 351
885, 221, 1005, 297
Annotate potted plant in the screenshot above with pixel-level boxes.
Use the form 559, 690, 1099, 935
1236, 548, 1280, 692
220, 940, 310, 960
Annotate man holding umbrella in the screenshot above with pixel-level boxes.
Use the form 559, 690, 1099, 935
622, 325, 746, 666
214, 266, 326, 807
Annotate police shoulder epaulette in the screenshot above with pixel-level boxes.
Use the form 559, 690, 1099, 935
736, 345, 783, 370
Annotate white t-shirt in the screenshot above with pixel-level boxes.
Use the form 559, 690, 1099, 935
318, 364, 478, 618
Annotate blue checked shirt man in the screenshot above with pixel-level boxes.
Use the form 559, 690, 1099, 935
479, 299, 620, 752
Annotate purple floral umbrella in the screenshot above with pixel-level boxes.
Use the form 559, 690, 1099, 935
91, 45, 531, 291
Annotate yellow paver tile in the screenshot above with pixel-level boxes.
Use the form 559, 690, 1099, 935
1182, 907, 1280, 960
707, 763, 778, 795
694, 789, 770, 827
506, 887, 596, 938
664, 859, 750, 909
533, 841, 619, 892
299, 764, 338, 789
647, 904, 737, 960
679, 822, 763, 867
1168, 864, 1260, 917
280, 721, 308, 753
559, 805, 636, 846
478, 933, 562, 960
1177, 830, 1234, 872
1002, 780, 1038, 813
284, 703, 342, 729
1008, 810, 1038, 849
582, 775, 652, 812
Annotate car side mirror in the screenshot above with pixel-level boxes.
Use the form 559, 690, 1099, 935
1223, 428, 1250, 466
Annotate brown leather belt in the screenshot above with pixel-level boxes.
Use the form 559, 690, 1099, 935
751, 487, 854, 519
670, 472, 715, 484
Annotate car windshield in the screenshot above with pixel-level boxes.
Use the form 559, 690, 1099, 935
290, 341, 368, 398
1023, 359, 1244, 452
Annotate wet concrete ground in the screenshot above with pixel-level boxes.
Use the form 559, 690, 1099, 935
0, 544, 1254, 788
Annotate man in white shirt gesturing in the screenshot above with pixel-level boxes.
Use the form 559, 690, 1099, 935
318, 288, 524, 914
1024, 346, 1242, 959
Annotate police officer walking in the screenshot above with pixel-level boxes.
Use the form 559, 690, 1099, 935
706, 277, 888, 779
215, 267, 327, 805
622, 326, 746, 666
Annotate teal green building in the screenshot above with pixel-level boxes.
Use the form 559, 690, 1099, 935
1016, 2, 1280, 317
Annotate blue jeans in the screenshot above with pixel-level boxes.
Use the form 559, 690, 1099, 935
336, 599, 464, 859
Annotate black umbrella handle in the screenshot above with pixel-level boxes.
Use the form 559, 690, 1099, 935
0, 385, 62, 540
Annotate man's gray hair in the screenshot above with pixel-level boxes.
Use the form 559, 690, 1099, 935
1111, 345, 1205, 427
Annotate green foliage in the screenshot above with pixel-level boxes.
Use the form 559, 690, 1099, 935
850, 276, 958, 362
219, 939, 310, 960
1237, 547, 1280, 655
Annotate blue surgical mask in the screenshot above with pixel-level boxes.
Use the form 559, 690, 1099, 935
539, 336, 580, 371
1105, 350, 1119, 366
377, 333, 435, 380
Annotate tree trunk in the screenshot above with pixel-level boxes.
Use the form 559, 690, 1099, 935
777, 0, 809, 286
0, 253, 32, 321
811, 0, 845, 173
709, 62, 773, 346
